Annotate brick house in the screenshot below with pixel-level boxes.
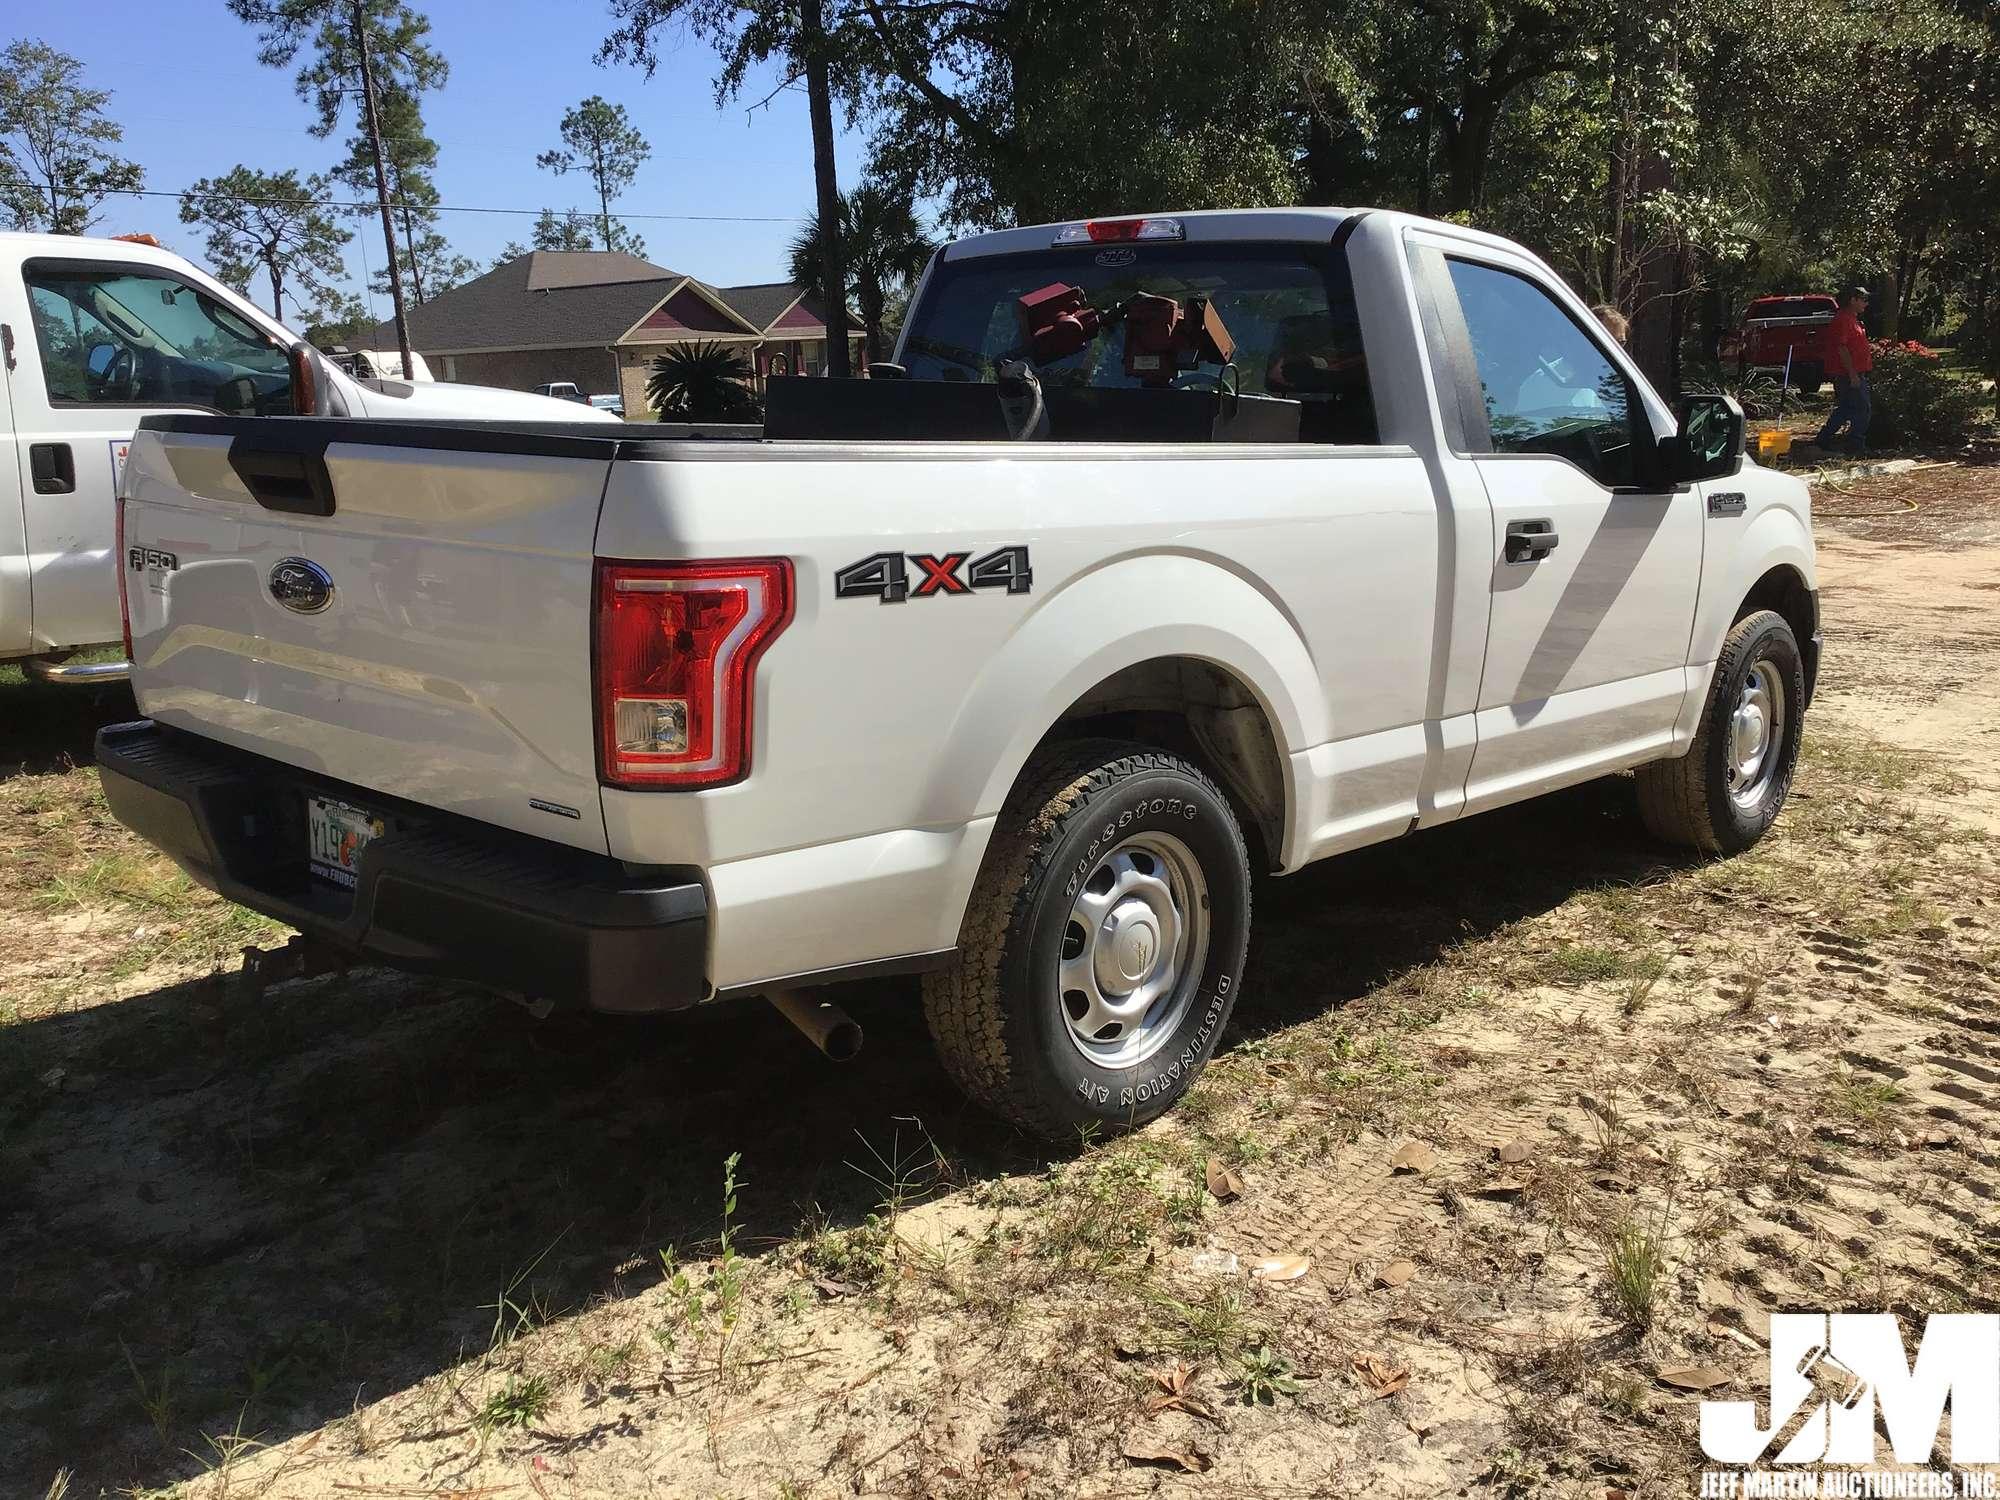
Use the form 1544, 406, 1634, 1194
356, 250, 863, 413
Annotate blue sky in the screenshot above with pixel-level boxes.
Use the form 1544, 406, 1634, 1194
17, 1, 871, 319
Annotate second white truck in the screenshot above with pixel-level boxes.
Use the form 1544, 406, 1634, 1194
99, 207, 1819, 1137
0, 230, 615, 683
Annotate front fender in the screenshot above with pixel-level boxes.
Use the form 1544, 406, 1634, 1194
1692, 478, 1816, 670
922, 550, 1326, 828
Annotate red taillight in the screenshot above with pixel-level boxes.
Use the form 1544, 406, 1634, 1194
115, 491, 133, 664
594, 558, 793, 789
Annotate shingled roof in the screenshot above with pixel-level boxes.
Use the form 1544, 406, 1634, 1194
358, 251, 830, 354
718, 280, 810, 331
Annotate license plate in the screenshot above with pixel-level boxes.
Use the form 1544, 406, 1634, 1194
307, 796, 383, 888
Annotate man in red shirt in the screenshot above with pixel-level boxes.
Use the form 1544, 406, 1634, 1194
1813, 286, 1874, 454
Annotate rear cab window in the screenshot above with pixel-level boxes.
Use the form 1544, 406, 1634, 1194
901, 243, 1379, 444
23, 261, 292, 416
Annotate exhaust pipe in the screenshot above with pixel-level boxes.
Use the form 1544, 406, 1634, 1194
25, 656, 131, 684
767, 989, 863, 1062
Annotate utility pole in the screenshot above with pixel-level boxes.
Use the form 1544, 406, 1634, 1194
353, 1, 413, 372
801, 0, 851, 377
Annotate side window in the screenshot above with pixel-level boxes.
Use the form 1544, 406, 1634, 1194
1445, 258, 1635, 488
26, 285, 119, 403
22, 264, 291, 415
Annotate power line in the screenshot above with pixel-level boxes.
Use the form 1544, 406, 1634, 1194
4, 180, 805, 225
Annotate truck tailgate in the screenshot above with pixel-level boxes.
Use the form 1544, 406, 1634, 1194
122, 416, 626, 854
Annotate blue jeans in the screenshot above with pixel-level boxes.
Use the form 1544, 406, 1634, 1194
1815, 374, 1871, 454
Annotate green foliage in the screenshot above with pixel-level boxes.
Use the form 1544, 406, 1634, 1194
645, 342, 761, 422
536, 96, 650, 255
332, 85, 476, 304
178, 167, 354, 322
1233, 1343, 1304, 1405
788, 182, 933, 360
0, 40, 145, 234
473, 1373, 551, 1433
1865, 346, 1989, 448
1603, 1216, 1668, 1328
228, 0, 447, 139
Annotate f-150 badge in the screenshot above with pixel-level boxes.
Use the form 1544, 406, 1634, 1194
835, 545, 1032, 603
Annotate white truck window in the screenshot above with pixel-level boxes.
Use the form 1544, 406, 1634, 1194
902, 246, 1378, 444
1444, 258, 1635, 488
24, 263, 292, 417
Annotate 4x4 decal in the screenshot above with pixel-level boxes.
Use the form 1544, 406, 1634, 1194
835, 545, 1032, 603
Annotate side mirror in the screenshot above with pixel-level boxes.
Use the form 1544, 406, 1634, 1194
1671, 392, 1746, 482
86, 342, 119, 379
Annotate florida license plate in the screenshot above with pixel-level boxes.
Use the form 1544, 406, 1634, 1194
307, 796, 383, 889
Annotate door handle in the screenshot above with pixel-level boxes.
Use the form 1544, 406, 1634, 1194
1504, 518, 1559, 563
29, 442, 75, 495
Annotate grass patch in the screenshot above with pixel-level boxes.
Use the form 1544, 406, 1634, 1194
474, 1373, 552, 1433
1542, 944, 1656, 985
1825, 1071, 1905, 1124
1602, 1215, 1670, 1329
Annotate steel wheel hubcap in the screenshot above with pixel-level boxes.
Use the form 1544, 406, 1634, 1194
1727, 661, 1786, 811
1058, 831, 1209, 1068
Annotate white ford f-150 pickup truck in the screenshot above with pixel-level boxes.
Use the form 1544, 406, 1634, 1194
0, 230, 615, 683
98, 208, 1819, 1137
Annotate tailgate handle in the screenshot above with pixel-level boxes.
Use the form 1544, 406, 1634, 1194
226, 437, 336, 517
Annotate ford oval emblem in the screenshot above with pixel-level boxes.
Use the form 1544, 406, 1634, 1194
269, 557, 334, 614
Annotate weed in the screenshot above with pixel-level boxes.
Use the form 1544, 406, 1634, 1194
582, 1339, 638, 1383
714, 1151, 746, 1348
801, 1213, 891, 1289
1482, 1445, 1544, 1498
482, 1234, 563, 1353
1601, 1371, 1649, 1418
1233, 1344, 1303, 1405
475, 1372, 552, 1433
1536, 944, 1648, 992
1619, 954, 1668, 1017
186, 1409, 266, 1481
1603, 1213, 1670, 1329
1826, 1071, 1905, 1124
121, 1342, 177, 1447
1154, 1284, 1256, 1363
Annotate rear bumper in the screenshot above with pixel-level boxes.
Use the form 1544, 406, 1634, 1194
95, 721, 709, 1012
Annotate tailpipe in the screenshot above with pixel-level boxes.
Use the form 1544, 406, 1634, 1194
767, 989, 863, 1062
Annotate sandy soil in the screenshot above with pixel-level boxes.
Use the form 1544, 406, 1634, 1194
4, 467, 1998, 1500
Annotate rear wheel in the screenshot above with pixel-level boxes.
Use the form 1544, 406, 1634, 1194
923, 740, 1251, 1139
1636, 609, 1805, 855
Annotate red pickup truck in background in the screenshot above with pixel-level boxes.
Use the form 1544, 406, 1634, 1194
1718, 294, 1839, 392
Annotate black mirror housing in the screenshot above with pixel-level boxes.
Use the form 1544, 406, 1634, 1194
1673, 392, 1746, 482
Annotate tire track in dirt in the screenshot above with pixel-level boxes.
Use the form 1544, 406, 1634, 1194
1217, 991, 1627, 1287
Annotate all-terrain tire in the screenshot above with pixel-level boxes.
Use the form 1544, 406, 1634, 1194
1636, 609, 1805, 855
923, 739, 1252, 1139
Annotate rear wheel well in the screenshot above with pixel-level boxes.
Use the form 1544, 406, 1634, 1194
1040, 658, 1287, 870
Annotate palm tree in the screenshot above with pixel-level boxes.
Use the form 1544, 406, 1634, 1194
788, 184, 935, 364
645, 342, 761, 422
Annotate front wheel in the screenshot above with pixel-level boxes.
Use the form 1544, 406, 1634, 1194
1636, 609, 1805, 855
923, 740, 1252, 1139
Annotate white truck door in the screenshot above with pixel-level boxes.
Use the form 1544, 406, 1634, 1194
8, 256, 295, 657
0, 318, 29, 656
1419, 251, 1701, 815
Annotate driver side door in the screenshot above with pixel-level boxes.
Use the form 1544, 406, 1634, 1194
1431, 254, 1703, 815
10, 259, 287, 655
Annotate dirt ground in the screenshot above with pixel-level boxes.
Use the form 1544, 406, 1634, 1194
5, 466, 1998, 1500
